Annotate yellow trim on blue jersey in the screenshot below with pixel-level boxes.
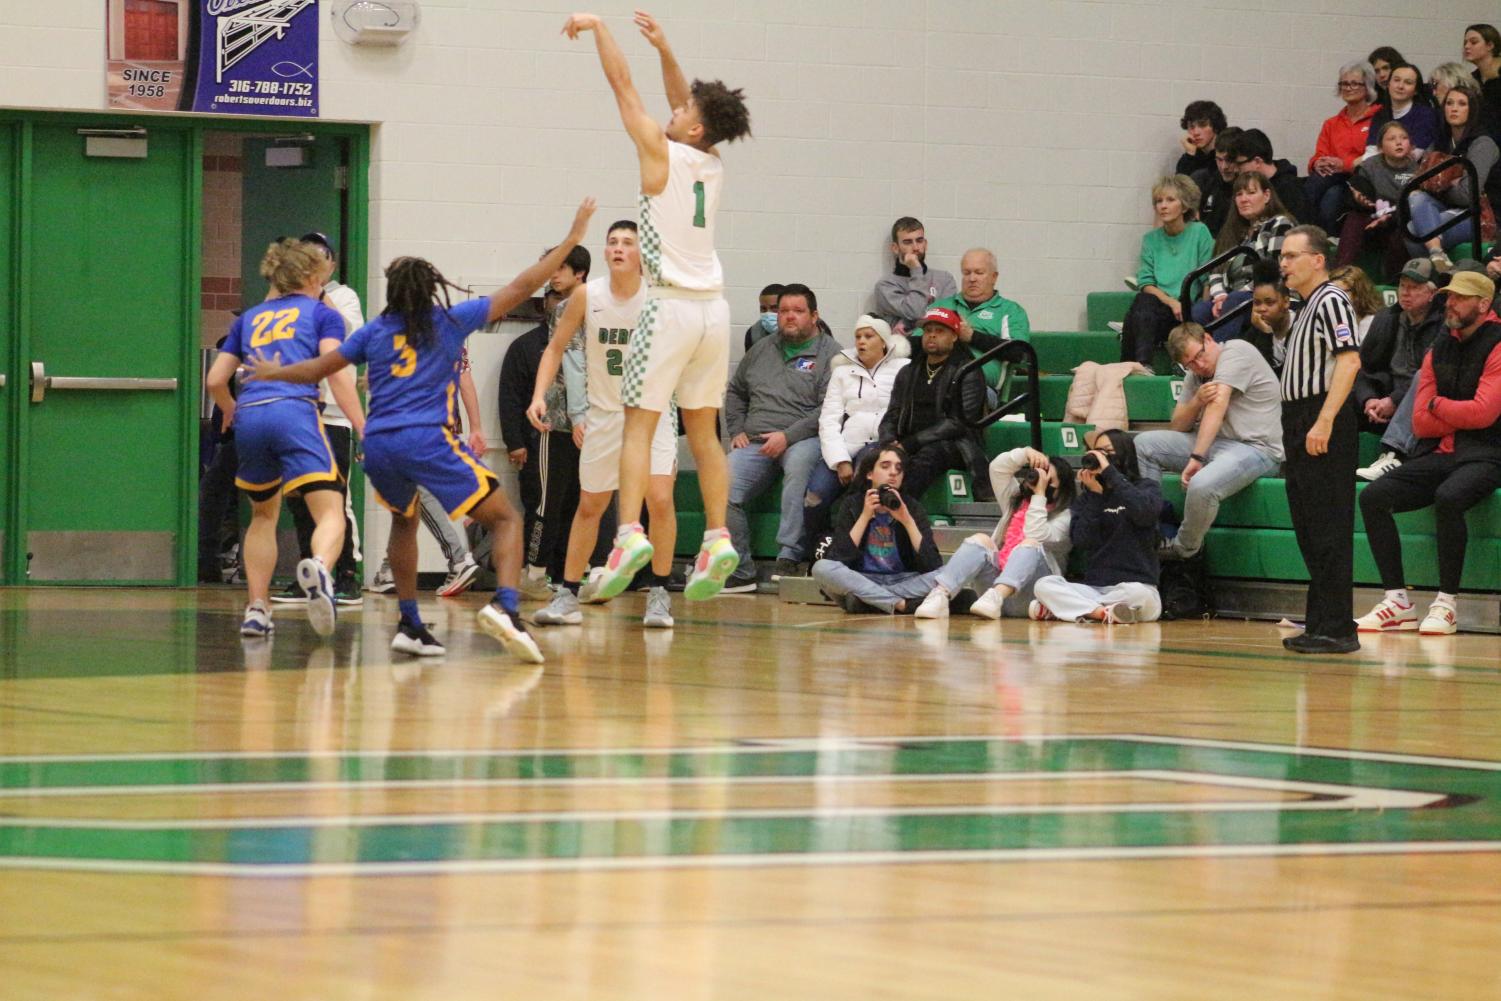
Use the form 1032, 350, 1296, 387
234, 475, 282, 492
442, 426, 499, 518
372, 486, 419, 519
282, 420, 342, 495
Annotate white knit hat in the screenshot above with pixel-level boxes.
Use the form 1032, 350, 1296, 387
854, 314, 910, 358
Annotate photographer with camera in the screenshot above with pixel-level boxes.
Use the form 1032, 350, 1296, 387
913, 448, 1077, 620
812, 443, 943, 614
1031, 429, 1164, 624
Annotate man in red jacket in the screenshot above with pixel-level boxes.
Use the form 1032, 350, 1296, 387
1356, 270, 1501, 635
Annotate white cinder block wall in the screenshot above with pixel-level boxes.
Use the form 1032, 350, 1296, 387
2, 0, 1494, 570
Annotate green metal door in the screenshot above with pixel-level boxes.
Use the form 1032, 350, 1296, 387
19, 123, 196, 583
0, 126, 13, 581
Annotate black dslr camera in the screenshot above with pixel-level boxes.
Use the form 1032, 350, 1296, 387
877, 484, 902, 510
1015, 466, 1041, 490
1081, 452, 1102, 471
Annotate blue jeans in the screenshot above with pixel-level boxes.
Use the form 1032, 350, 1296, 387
1135, 429, 1281, 557
1304, 171, 1351, 232
727, 436, 823, 569
1190, 291, 1252, 343
812, 561, 937, 613
1381, 386, 1419, 456
1404, 191, 1476, 256
932, 538, 1050, 617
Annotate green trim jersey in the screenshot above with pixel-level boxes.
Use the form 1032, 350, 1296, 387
583, 276, 647, 412
640, 141, 723, 292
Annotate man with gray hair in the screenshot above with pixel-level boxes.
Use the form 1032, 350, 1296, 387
1134, 323, 1283, 560
930, 248, 1031, 347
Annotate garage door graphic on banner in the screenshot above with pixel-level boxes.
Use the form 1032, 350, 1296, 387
107, 0, 319, 117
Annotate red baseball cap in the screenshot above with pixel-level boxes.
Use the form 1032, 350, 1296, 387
920, 306, 961, 333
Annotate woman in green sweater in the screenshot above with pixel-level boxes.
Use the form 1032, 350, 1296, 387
1119, 175, 1214, 372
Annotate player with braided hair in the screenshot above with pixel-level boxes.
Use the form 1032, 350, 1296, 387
248, 198, 597, 663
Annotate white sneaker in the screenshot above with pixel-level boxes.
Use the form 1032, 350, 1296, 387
240, 601, 273, 637
1419, 603, 1458, 635
578, 566, 611, 604
1356, 451, 1401, 482
1107, 321, 1124, 334
296, 558, 337, 637
390, 620, 445, 656
533, 588, 583, 626
969, 588, 1005, 620
1102, 602, 1138, 624
477, 602, 545, 663
1028, 600, 1057, 621
519, 574, 555, 601
368, 561, 396, 594
913, 589, 950, 619
436, 554, 480, 597
1355, 597, 1418, 632
642, 586, 674, 629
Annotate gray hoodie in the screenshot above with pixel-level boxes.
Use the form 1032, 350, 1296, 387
724, 332, 842, 443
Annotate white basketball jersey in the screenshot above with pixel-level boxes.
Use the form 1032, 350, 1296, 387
639, 141, 723, 292
583, 275, 647, 412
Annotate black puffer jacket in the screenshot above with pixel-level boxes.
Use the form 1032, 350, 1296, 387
878, 351, 986, 453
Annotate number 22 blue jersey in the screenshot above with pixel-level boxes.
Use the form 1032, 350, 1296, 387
222, 294, 346, 408
339, 298, 490, 435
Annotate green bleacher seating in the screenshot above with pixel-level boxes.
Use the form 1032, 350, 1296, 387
1031, 330, 1170, 373
983, 419, 1092, 457
1086, 291, 1134, 330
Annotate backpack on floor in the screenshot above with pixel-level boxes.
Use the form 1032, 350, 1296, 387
1159, 550, 1214, 620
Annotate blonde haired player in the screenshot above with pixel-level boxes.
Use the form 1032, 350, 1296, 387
562, 9, 751, 601
526, 220, 680, 628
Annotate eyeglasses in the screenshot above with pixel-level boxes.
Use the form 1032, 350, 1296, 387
1338, 81, 1366, 89
1279, 250, 1316, 262
1182, 343, 1210, 368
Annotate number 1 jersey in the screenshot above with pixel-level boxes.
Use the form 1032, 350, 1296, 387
639, 141, 723, 292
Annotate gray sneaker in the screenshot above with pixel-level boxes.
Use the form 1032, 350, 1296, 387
642, 586, 674, 628
368, 560, 396, 594
533, 588, 582, 625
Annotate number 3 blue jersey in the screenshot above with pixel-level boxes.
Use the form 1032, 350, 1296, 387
339, 298, 490, 435
223, 294, 346, 407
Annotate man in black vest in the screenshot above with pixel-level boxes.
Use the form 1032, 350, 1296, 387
1356, 271, 1501, 636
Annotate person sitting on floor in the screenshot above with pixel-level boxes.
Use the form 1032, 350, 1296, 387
1356, 269, 1501, 635
913, 448, 1076, 620
812, 443, 942, 614
1031, 429, 1164, 624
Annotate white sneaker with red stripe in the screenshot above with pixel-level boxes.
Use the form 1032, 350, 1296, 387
1418, 603, 1458, 635
1027, 600, 1057, 621
1355, 597, 1419, 632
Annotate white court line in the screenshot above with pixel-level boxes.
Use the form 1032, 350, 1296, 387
5, 839, 1501, 878
4, 733, 1501, 771
0, 772, 1443, 826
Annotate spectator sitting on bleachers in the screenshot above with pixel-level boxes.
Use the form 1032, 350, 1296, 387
1192, 172, 1295, 342
1430, 62, 1470, 106
1246, 262, 1293, 373
723, 283, 842, 590
879, 306, 992, 501
1368, 46, 1406, 107
1305, 62, 1382, 234
804, 316, 910, 551
874, 216, 956, 335
1337, 121, 1421, 279
1329, 265, 1386, 342
1363, 65, 1438, 161
812, 443, 942, 614
1228, 129, 1311, 224
1404, 83, 1497, 272
1135, 323, 1283, 561
744, 283, 783, 351
1464, 24, 1501, 138
931, 248, 1030, 345
1031, 429, 1164, 624
1196, 127, 1245, 237
913, 448, 1076, 620
1119, 175, 1213, 371
1176, 100, 1227, 178
1356, 269, 1501, 635
1356, 259, 1445, 482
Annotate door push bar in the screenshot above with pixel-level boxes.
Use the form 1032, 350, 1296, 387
28, 361, 177, 403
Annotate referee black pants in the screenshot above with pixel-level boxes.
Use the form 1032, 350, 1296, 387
1282, 395, 1358, 639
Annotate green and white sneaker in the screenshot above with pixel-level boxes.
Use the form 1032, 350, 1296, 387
592, 527, 655, 602
685, 534, 740, 601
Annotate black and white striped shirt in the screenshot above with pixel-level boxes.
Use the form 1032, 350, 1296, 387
1281, 281, 1360, 401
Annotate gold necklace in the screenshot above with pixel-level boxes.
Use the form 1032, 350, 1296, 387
925, 359, 942, 383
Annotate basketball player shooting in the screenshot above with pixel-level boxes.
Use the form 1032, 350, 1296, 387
562, 9, 751, 601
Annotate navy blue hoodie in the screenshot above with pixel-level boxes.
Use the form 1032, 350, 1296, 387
1070, 466, 1162, 588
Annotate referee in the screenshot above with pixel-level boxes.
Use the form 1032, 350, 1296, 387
1279, 225, 1361, 653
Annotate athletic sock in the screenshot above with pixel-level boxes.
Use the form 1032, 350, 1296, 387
617, 522, 644, 541
493, 586, 520, 616
1435, 591, 1458, 609
563, 580, 581, 595
643, 570, 667, 588
702, 526, 730, 545
1384, 589, 1411, 607
398, 599, 422, 627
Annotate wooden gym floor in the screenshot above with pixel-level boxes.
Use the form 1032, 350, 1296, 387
3, 586, 1501, 999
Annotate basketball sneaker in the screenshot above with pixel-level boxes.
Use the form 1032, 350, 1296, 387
642, 586, 674, 628
269, 581, 304, 604
533, 588, 583, 625
593, 527, 655, 602
685, 533, 740, 601
368, 560, 397, 594
1419, 603, 1458, 636
240, 600, 274, 637
297, 557, 337, 637
578, 566, 611, 604
1355, 597, 1418, 632
436, 554, 480, 598
477, 601, 545, 663
391, 620, 446, 657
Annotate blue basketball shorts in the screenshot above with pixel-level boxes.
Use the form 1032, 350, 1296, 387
362, 424, 500, 519
233, 398, 340, 500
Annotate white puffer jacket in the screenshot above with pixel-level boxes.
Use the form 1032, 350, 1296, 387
818, 343, 911, 468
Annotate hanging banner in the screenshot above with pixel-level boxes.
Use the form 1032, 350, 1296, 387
106, 0, 319, 117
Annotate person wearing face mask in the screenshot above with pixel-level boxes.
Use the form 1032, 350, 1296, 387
1134, 323, 1284, 562
744, 283, 784, 351
803, 316, 911, 555
913, 448, 1077, 620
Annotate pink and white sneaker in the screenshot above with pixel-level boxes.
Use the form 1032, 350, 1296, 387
591, 527, 655, 603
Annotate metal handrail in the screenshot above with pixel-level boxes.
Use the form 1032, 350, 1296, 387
1398, 154, 1482, 263
1180, 246, 1262, 335
946, 339, 1042, 450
